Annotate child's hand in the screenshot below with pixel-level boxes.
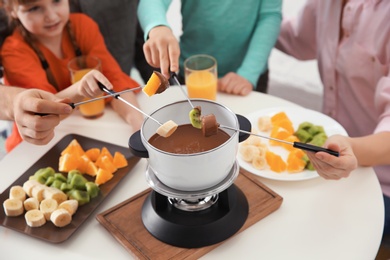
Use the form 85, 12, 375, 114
218, 72, 252, 96
305, 135, 358, 180
77, 69, 113, 98
143, 26, 180, 79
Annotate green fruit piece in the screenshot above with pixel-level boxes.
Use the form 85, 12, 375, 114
189, 107, 202, 129
60, 182, 72, 192
45, 176, 55, 186
70, 174, 88, 190
29, 175, 46, 184
68, 190, 90, 206
294, 129, 312, 143
308, 125, 325, 136
297, 122, 314, 131
34, 167, 55, 181
67, 169, 82, 183
51, 180, 64, 190
305, 161, 315, 171
85, 182, 100, 199
309, 133, 328, 146
54, 173, 67, 183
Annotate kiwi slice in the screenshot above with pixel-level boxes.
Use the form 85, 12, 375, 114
189, 106, 202, 129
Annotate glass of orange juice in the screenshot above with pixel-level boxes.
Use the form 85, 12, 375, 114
68, 56, 104, 119
184, 54, 217, 101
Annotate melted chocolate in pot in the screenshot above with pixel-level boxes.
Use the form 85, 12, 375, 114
148, 124, 230, 154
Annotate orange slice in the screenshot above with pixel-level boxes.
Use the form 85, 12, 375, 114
287, 149, 306, 173
113, 152, 128, 168
58, 153, 81, 172
95, 168, 114, 186
265, 151, 286, 173
61, 139, 85, 156
85, 148, 100, 162
143, 71, 162, 97
96, 155, 117, 174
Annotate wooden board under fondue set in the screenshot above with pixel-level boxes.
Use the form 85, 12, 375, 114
96, 168, 283, 259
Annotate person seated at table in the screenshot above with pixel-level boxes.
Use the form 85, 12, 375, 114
68, 0, 154, 82
0, 86, 72, 145
138, 0, 282, 95
275, 0, 390, 235
0, 0, 144, 152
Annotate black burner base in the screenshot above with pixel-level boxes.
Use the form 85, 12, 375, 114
141, 184, 249, 248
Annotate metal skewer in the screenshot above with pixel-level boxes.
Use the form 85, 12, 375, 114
219, 124, 339, 157
171, 72, 195, 109
98, 83, 162, 126
69, 87, 142, 108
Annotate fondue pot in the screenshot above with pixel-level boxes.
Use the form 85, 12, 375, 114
129, 99, 250, 191
128, 99, 251, 248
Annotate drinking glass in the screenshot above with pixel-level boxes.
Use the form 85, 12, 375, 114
184, 54, 217, 101
68, 56, 104, 119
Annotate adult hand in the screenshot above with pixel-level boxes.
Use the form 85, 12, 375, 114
218, 72, 252, 96
143, 26, 180, 79
306, 134, 358, 180
13, 89, 72, 145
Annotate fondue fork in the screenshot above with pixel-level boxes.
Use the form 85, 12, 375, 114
69, 87, 142, 108
97, 83, 163, 126
171, 72, 195, 109
219, 125, 339, 157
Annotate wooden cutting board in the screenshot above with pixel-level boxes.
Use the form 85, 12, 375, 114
96, 169, 283, 259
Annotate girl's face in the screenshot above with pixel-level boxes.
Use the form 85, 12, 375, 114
11, 0, 69, 42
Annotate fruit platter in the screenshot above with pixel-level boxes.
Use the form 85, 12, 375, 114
0, 133, 139, 243
237, 106, 348, 181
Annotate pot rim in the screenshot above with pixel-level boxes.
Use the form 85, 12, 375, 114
140, 99, 239, 156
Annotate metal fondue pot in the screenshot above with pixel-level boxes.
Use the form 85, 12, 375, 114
129, 99, 250, 191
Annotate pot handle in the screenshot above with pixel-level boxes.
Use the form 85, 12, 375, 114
129, 130, 149, 158
128, 114, 252, 158
236, 114, 251, 143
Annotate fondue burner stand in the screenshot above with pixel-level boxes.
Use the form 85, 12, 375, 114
142, 160, 249, 248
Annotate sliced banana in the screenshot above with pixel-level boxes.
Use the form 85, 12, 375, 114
239, 145, 259, 162
50, 208, 72, 227
43, 187, 67, 205
22, 179, 41, 197
252, 154, 267, 170
31, 185, 45, 202
40, 198, 58, 221
24, 197, 40, 211
9, 185, 26, 202
25, 209, 46, 227
3, 198, 24, 217
258, 116, 272, 132
156, 120, 178, 138
58, 200, 78, 216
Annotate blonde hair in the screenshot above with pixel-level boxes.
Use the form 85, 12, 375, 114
1, 0, 82, 90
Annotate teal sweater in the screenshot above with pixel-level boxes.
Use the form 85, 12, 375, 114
138, 0, 282, 87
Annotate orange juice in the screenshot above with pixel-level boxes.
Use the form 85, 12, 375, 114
72, 69, 105, 118
186, 70, 217, 100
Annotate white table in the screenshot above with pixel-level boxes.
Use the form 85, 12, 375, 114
0, 88, 384, 260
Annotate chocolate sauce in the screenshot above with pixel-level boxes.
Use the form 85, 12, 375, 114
148, 124, 230, 154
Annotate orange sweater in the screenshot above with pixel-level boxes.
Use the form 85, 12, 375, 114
1, 14, 139, 152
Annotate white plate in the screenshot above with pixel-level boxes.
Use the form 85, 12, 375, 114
237, 106, 348, 181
